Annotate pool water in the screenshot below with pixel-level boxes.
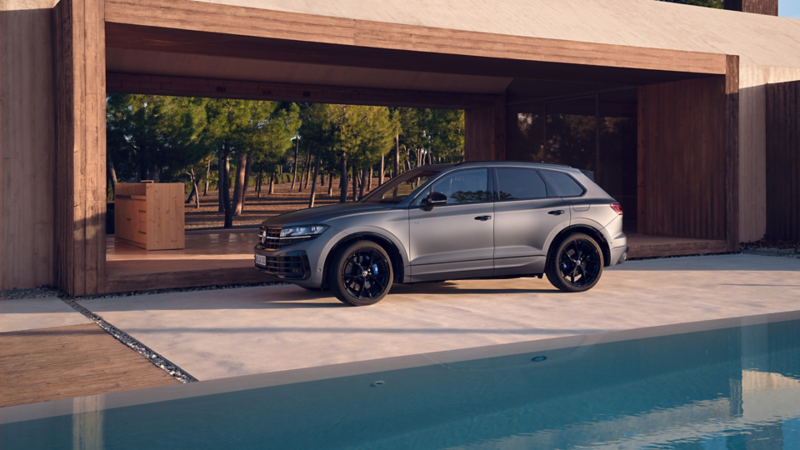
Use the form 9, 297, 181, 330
2, 317, 799, 449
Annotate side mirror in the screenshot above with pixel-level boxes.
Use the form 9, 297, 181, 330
423, 192, 448, 211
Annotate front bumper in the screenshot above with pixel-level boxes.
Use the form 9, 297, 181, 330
253, 228, 335, 287
254, 250, 311, 280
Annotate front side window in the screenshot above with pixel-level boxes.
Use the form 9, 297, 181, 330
361, 170, 439, 203
429, 169, 489, 205
540, 170, 585, 197
496, 168, 548, 201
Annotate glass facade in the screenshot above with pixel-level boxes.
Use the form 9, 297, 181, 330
507, 89, 638, 230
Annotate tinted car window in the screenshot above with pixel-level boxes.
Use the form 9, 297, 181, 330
430, 169, 489, 205
496, 168, 548, 201
541, 170, 585, 197
361, 170, 439, 204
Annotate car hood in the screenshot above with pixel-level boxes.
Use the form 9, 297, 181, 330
260, 202, 396, 227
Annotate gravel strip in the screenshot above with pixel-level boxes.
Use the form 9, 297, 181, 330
62, 297, 199, 383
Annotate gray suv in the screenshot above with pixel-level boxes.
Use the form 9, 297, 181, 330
254, 162, 628, 306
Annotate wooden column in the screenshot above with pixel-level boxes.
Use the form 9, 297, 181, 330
464, 95, 506, 161
725, 56, 741, 252
54, 0, 107, 296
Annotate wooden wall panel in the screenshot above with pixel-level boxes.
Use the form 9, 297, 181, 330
765, 81, 800, 241
53, 0, 107, 296
464, 95, 506, 162
0, 3, 57, 291
637, 77, 727, 240
724, 0, 778, 16
738, 64, 800, 242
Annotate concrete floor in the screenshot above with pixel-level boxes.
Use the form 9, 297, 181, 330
77, 253, 800, 381
0, 297, 90, 332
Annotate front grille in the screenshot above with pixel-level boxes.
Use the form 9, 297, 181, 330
261, 227, 311, 252
259, 255, 308, 279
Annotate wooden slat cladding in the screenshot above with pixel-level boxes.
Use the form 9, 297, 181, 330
465, 96, 506, 161
103, 0, 727, 76
0, 7, 56, 290
765, 80, 800, 241
637, 77, 727, 240
53, 0, 107, 296
106, 72, 497, 109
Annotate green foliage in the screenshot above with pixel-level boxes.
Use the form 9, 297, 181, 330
107, 94, 209, 182
659, 0, 723, 8
107, 94, 465, 194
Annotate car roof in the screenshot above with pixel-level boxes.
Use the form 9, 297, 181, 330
416, 161, 579, 173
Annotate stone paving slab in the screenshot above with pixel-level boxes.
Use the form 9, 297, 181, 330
0, 297, 90, 333
79, 254, 800, 381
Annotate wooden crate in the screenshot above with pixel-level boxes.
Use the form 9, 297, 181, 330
114, 183, 185, 250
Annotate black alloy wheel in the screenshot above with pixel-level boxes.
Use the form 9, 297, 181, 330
329, 241, 393, 306
545, 233, 604, 292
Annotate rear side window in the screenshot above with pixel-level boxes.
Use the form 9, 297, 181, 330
541, 171, 585, 197
495, 168, 548, 201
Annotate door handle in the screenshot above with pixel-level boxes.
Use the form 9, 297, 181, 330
548, 210, 565, 216
474, 215, 492, 221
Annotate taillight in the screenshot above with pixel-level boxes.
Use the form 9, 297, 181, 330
610, 203, 623, 215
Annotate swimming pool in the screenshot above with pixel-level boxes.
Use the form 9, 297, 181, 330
2, 313, 799, 449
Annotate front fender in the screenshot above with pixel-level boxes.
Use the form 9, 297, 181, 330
316, 225, 411, 280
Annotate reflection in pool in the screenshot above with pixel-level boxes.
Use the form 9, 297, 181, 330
2, 317, 799, 449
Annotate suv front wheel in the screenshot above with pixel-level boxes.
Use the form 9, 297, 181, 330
545, 233, 604, 292
329, 241, 394, 306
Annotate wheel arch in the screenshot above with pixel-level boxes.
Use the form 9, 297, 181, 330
547, 225, 612, 267
322, 232, 406, 287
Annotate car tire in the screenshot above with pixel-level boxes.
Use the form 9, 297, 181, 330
328, 241, 394, 306
545, 233, 604, 292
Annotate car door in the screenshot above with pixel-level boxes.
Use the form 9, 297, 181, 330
408, 168, 494, 281
492, 167, 570, 276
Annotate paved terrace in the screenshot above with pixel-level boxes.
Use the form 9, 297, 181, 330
77, 254, 800, 381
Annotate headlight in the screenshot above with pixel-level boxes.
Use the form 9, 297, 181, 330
280, 225, 328, 237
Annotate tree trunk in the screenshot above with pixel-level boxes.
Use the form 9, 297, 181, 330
218, 154, 226, 212
256, 170, 263, 198
368, 167, 373, 191
186, 167, 197, 204
328, 175, 333, 196
107, 157, 118, 199
360, 168, 367, 199
221, 152, 233, 228
241, 154, 253, 209
320, 172, 325, 186
339, 153, 348, 203
303, 149, 313, 189
394, 134, 400, 177
204, 157, 211, 196
308, 151, 321, 208
291, 137, 299, 189
379, 154, 384, 186
232, 152, 247, 216
193, 182, 200, 208
352, 167, 358, 202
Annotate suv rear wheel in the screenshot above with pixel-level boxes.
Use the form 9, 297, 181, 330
545, 233, 604, 292
329, 241, 393, 306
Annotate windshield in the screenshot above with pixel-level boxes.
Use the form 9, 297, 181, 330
360, 169, 441, 204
